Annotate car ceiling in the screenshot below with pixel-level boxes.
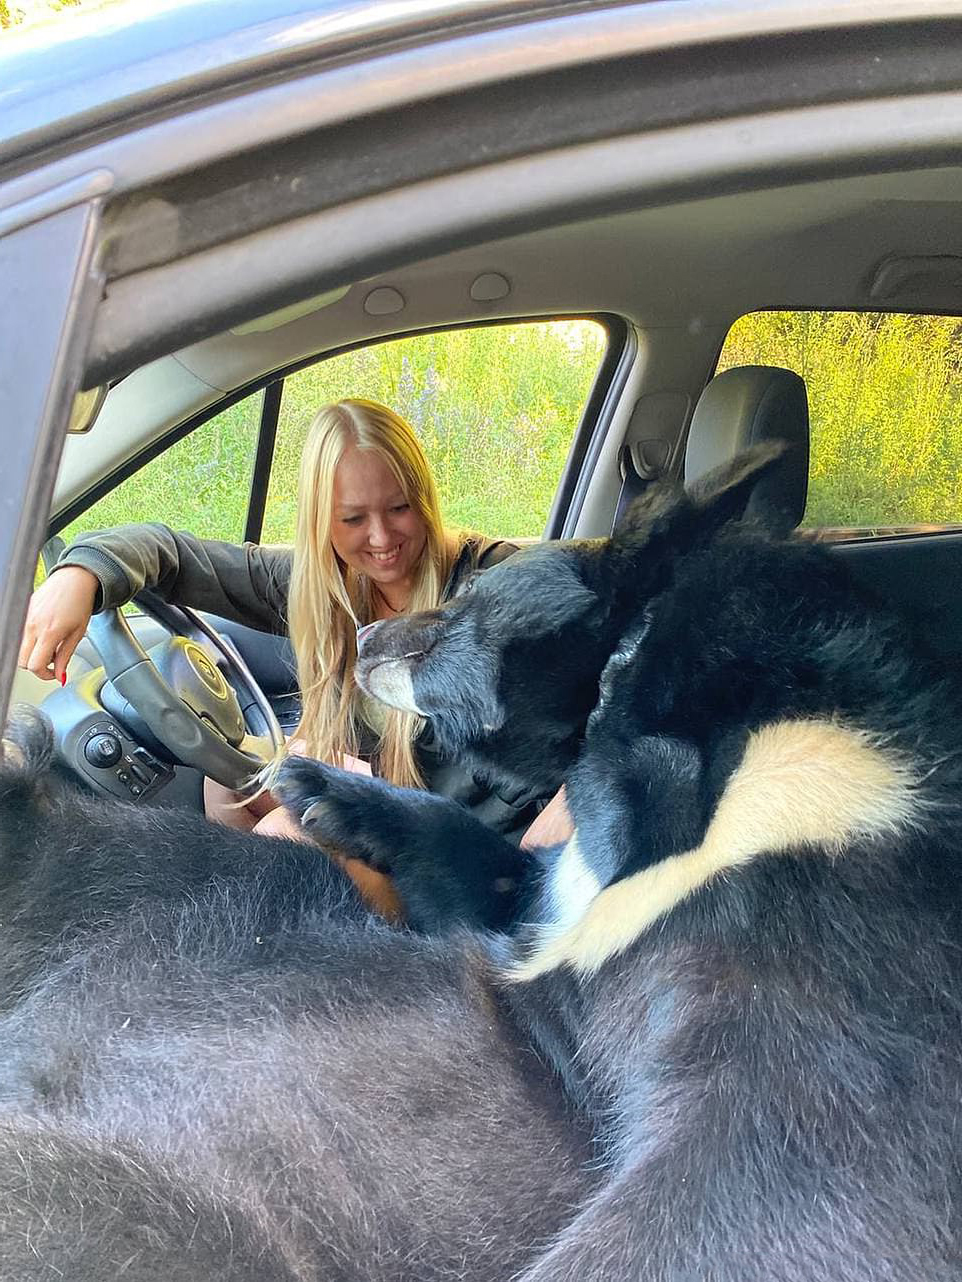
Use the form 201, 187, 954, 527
180, 163, 962, 388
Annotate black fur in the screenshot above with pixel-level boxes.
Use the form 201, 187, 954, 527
286, 446, 962, 1278
273, 755, 533, 932
2, 444, 962, 1279
0, 710, 594, 1279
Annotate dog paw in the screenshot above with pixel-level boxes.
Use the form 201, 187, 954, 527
272, 755, 336, 823
273, 756, 384, 864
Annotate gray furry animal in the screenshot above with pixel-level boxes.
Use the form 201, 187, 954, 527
1, 445, 962, 1279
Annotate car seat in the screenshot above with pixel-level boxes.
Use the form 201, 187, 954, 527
614, 364, 810, 537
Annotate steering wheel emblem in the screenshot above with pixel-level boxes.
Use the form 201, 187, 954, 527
185, 642, 230, 699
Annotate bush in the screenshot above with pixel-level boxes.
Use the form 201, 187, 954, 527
718, 311, 962, 529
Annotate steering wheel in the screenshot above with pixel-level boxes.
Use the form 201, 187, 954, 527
86, 591, 285, 791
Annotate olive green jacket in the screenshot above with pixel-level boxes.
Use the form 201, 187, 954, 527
57, 525, 541, 839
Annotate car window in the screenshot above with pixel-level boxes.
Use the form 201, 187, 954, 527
261, 320, 608, 543
58, 394, 264, 547
717, 311, 962, 539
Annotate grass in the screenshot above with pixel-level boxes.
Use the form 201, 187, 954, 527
261, 323, 607, 542
61, 309, 962, 557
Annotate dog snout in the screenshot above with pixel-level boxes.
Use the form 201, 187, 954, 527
358, 613, 446, 665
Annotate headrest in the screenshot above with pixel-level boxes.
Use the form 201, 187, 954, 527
684, 365, 810, 535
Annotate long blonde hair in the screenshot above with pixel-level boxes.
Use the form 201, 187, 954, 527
287, 399, 461, 788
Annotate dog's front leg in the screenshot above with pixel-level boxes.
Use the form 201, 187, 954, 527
273, 757, 534, 932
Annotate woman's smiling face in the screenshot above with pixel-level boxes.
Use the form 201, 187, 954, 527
329, 444, 428, 596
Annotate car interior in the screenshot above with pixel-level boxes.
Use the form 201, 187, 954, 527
14, 159, 962, 810
9, 8, 962, 1277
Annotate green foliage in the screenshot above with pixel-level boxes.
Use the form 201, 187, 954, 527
718, 311, 962, 530
262, 321, 607, 542
60, 397, 263, 547
60, 311, 962, 555
63, 321, 607, 548
1, 0, 91, 31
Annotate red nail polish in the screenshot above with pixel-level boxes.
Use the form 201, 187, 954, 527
59, 672, 66, 686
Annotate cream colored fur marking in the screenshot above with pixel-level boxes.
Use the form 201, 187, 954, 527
513, 719, 919, 982
363, 661, 425, 715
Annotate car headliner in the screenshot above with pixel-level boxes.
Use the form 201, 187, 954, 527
49, 161, 962, 519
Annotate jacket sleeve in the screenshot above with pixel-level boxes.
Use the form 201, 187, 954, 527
55, 523, 292, 635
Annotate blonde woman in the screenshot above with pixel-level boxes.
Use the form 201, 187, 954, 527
20, 401, 571, 906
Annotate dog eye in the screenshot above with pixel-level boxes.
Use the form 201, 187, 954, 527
456, 572, 480, 598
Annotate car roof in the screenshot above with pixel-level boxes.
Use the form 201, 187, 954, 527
0, 0, 544, 169
6, 3, 958, 384
4, 0, 961, 517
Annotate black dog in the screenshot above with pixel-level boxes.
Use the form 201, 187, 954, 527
0, 446, 961, 1280
0, 714, 596, 1280
278, 445, 962, 1279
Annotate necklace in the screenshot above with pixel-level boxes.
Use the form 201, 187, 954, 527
373, 583, 406, 616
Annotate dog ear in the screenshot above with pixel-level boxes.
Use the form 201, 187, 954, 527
685, 440, 789, 530
614, 441, 788, 551
600, 442, 788, 607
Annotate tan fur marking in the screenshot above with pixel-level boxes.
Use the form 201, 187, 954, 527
339, 857, 405, 923
512, 720, 918, 982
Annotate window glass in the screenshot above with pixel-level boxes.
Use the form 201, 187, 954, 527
717, 311, 962, 536
262, 320, 607, 543
59, 394, 263, 547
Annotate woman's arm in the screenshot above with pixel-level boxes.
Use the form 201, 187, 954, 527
19, 565, 100, 682
19, 524, 293, 681
57, 523, 292, 628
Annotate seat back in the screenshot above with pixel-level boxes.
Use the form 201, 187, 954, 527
613, 365, 810, 536
684, 364, 809, 536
